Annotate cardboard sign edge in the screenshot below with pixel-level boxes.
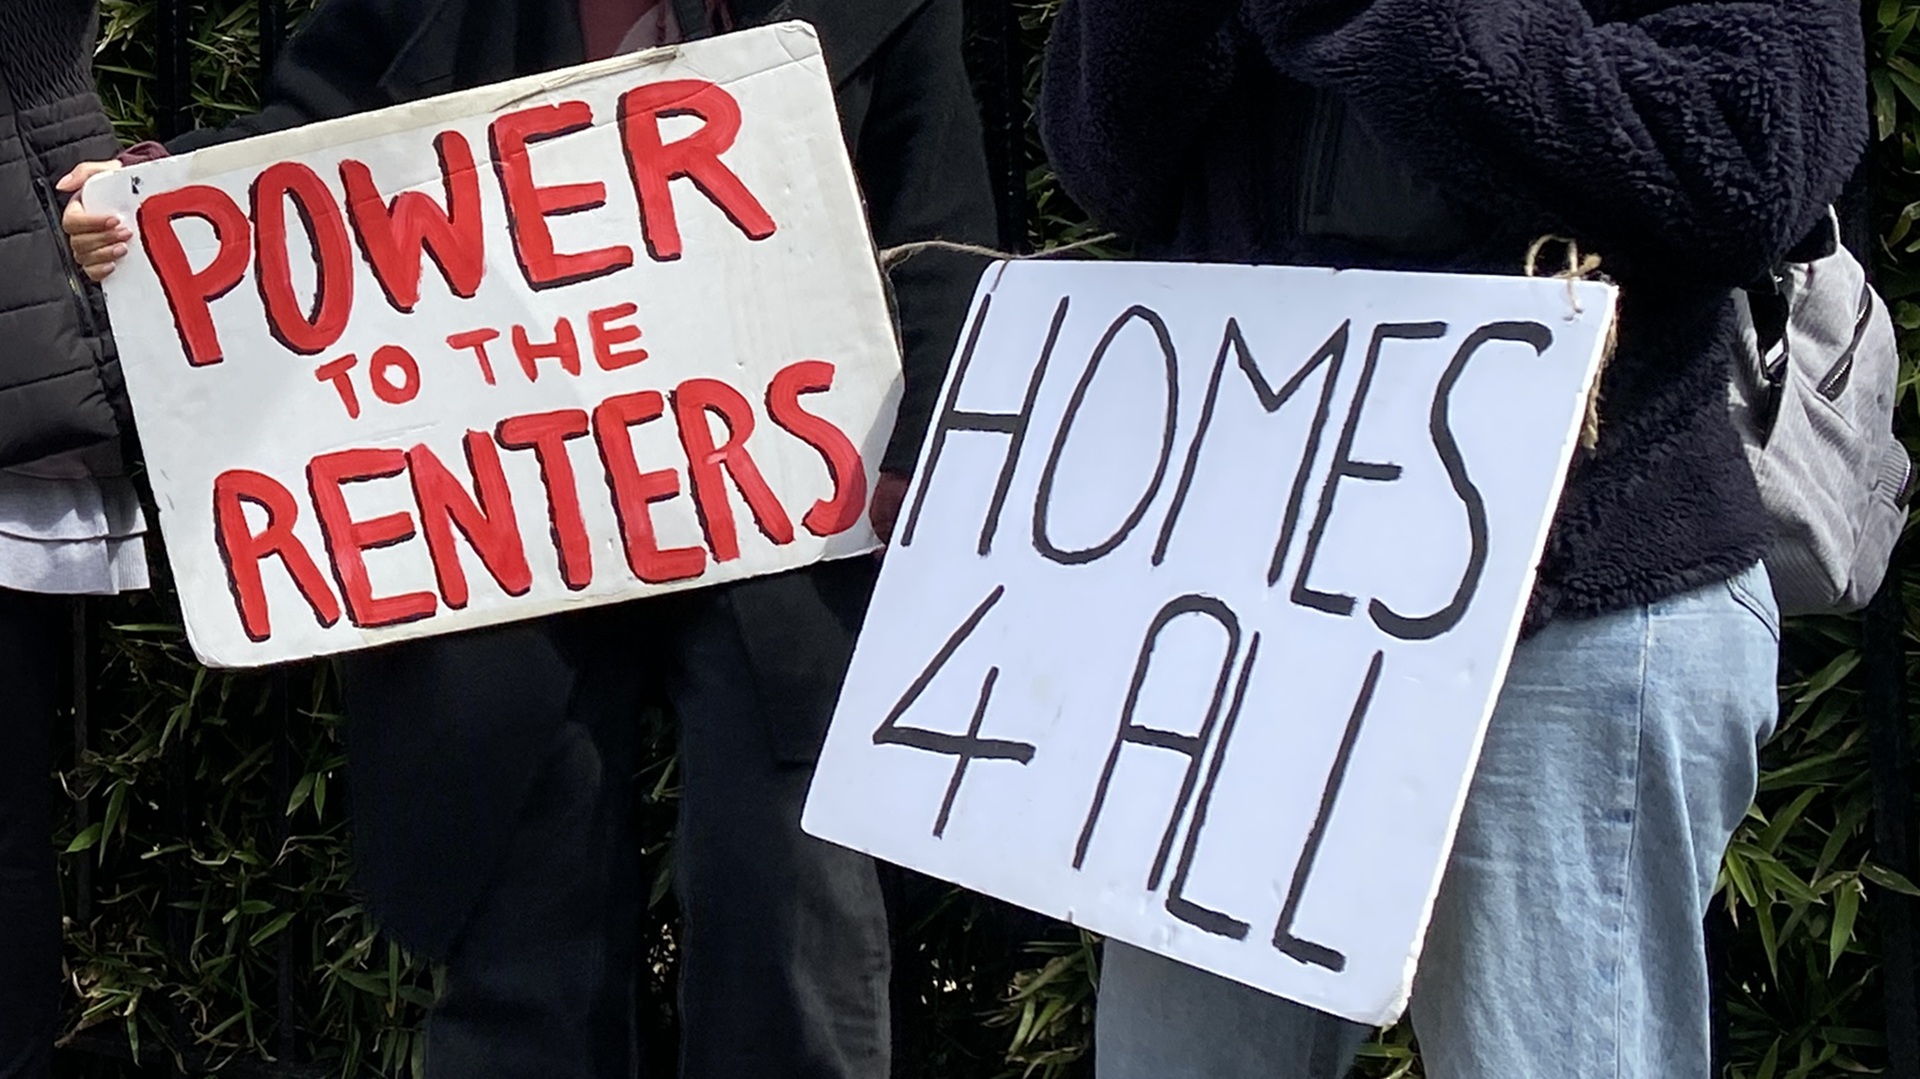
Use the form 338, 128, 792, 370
801, 262, 1622, 1027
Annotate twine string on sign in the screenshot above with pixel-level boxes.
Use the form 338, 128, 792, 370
1524, 234, 1614, 449
877, 232, 1119, 270
873, 231, 1615, 448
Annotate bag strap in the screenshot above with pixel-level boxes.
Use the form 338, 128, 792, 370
1741, 208, 1844, 375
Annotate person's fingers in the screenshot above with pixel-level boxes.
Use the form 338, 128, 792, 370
55, 159, 121, 194
81, 241, 129, 264
70, 233, 130, 282
64, 211, 130, 280
63, 205, 127, 240
73, 239, 129, 281
63, 190, 132, 283
80, 250, 126, 282
70, 228, 128, 259
59, 161, 131, 279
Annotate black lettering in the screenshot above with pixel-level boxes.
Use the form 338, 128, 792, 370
1368, 321, 1551, 640
1291, 322, 1447, 617
1073, 595, 1242, 901
1033, 305, 1179, 565
899, 295, 1067, 553
1152, 318, 1351, 579
1165, 632, 1263, 940
1272, 650, 1385, 973
871, 585, 1037, 836
933, 666, 1003, 838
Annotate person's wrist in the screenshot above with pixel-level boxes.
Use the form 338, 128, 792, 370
118, 141, 170, 167
870, 470, 912, 545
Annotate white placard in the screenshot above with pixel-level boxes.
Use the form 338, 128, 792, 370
89, 23, 899, 668
803, 260, 1614, 1026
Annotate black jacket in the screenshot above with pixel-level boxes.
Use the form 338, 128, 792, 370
1041, 0, 1868, 628
171, 0, 995, 953
0, 0, 130, 469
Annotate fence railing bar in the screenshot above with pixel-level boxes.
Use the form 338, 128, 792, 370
256, 4, 301, 1065
1846, 167, 1919, 1079
964, 0, 1032, 255
1866, 575, 1918, 1079
271, 670, 300, 1068
153, 0, 192, 139
259, 0, 287, 96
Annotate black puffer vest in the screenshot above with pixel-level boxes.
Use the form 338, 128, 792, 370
0, 0, 129, 469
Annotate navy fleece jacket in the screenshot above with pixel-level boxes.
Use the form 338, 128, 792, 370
1041, 0, 1868, 626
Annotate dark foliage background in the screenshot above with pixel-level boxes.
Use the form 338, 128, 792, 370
45, 2, 1920, 1077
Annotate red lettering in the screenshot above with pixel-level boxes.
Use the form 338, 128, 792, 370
618, 80, 777, 261
341, 131, 486, 313
766, 360, 866, 538
314, 355, 361, 419
370, 344, 422, 405
512, 317, 582, 381
496, 409, 595, 590
447, 328, 502, 385
307, 448, 438, 628
252, 162, 355, 355
211, 468, 342, 642
592, 391, 705, 584
489, 101, 634, 289
408, 434, 532, 609
671, 377, 793, 562
589, 302, 648, 371
137, 185, 250, 367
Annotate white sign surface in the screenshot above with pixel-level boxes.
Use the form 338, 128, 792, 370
804, 260, 1614, 1026
90, 23, 898, 667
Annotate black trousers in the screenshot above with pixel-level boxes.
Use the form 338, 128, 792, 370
0, 590, 61, 1079
342, 590, 891, 1079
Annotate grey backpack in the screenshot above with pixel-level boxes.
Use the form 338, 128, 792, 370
1729, 210, 1912, 616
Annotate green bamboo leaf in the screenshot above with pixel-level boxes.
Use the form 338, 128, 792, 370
1748, 848, 1820, 903
1791, 651, 1860, 706
1873, 71, 1899, 142
333, 969, 387, 996
64, 823, 104, 855
1829, 878, 1862, 973
1820, 1025, 1887, 1049
1862, 862, 1920, 896
1817, 801, 1872, 879
1757, 899, 1782, 982
1756, 1037, 1781, 1079
1724, 845, 1761, 908
102, 781, 129, 847
285, 773, 314, 817
246, 911, 295, 948
1758, 787, 1821, 853
1890, 8, 1920, 57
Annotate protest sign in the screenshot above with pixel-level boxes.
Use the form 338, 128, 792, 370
803, 260, 1615, 1026
87, 23, 899, 668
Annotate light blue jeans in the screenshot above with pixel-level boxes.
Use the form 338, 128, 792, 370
1096, 563, 1782, 1079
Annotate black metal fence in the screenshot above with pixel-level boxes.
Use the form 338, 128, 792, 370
55, 1, 1920, 1077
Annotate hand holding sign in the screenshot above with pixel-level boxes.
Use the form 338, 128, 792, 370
58, 159, 130, 282
85, 24, 902, 668
803, 260, 1614, 1026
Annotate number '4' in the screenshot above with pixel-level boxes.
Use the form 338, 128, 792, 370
872, 585, 1037, 837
